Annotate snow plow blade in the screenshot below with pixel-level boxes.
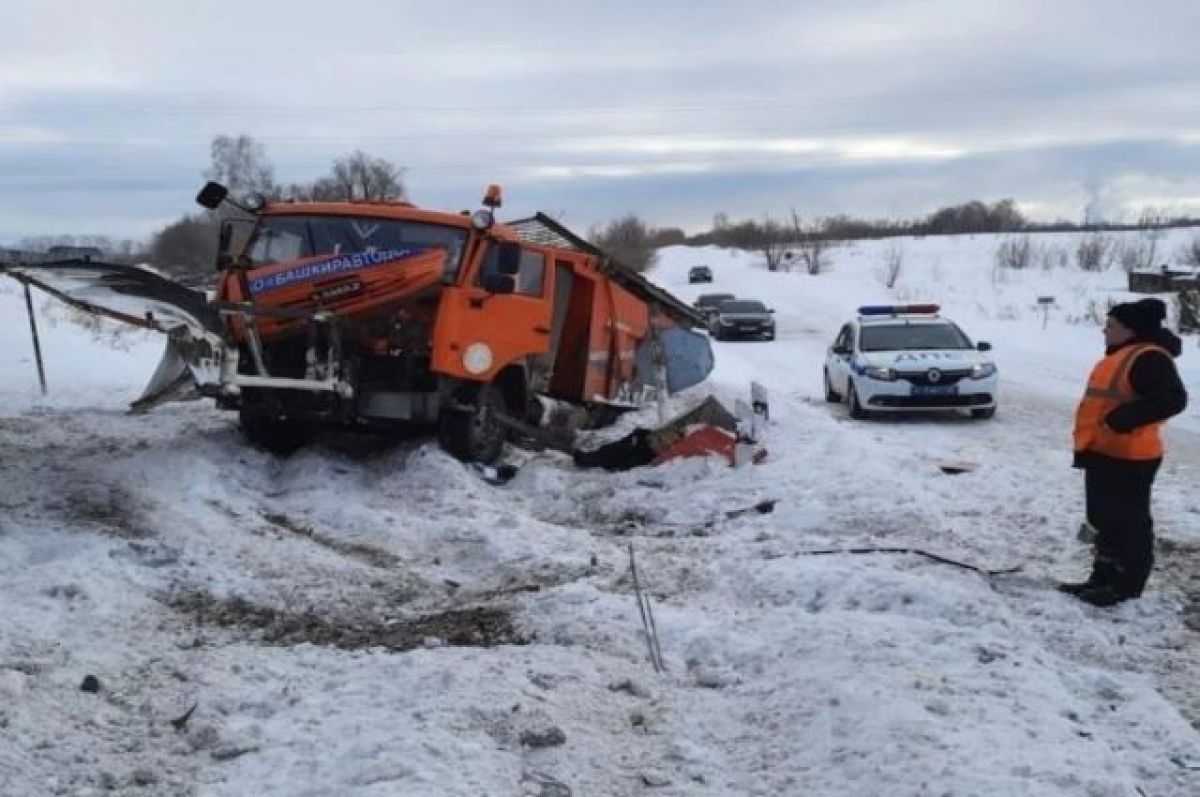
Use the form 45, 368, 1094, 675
0, 259, 226, 409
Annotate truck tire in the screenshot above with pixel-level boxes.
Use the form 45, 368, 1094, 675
438, 385, 507, 464
240, 410, 312, 456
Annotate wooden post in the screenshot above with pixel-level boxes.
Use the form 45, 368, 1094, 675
22, 282, 47, 395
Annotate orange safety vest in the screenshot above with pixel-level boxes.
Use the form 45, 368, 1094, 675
1073, 343, 1169, 460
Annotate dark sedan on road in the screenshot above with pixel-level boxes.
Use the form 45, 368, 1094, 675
709, 299, 775, 341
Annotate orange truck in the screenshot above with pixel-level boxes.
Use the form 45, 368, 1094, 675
3, 183, 713, 463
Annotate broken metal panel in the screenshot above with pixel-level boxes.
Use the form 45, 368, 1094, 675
507, 213, 706, 328
634, 326, 714, 394
2, 260, 229, 411
1, 259, 220, 335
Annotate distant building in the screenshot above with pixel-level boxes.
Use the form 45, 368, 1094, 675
47, 245, 103, 261
1128, 265, 1199, 294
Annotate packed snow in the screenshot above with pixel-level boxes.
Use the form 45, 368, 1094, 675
2, 230, 1199, 796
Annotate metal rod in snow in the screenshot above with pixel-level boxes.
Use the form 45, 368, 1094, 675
644, 574, 664, 671
629, 542, 664, 672
650, 306, 667, 426
22, 283, 47, 395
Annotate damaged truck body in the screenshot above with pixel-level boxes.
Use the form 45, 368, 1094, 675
2, 183, 713, 463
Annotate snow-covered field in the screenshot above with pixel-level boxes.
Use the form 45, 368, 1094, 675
2, 230, 1199, 796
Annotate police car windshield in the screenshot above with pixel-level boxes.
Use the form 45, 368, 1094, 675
246, 215, 468, 280
860, 322, 971, 351
720, 300, 767, 313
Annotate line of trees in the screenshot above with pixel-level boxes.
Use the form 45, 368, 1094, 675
681, 198, 1200, 250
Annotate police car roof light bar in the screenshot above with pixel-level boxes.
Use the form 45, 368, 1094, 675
857, 303, 940, 316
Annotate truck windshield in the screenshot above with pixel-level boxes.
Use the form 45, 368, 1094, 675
246, 215, 468, 281
860, 323, 972, 351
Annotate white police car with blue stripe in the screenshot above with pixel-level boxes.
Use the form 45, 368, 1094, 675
823, 304, 998, 419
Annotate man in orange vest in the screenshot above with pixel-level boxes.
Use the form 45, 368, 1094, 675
1061, 298, 1187, 606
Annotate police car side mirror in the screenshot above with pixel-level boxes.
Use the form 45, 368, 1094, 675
977, 341, 992, 352
832, 344, 850, 355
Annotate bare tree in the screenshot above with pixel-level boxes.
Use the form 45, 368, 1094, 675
882, 242, 904, 288
148, 213, 222, 285
279, 150, 406, 202
1115, 239, 1146, 273
589, 214, 659, 273
758, 216, 792, 271
205, 134, 276, 196
328, 150, 406, 201
1177, 235, 1200, 268
1076, 233, 1113, 272
994, 236, 1033, 271
1137, 206, 1168, 271
791, 210, 828, 275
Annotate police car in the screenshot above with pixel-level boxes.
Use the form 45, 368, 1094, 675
823, 304, 998, 419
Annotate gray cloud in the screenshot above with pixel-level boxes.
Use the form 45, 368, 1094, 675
2, 1, 1199, 242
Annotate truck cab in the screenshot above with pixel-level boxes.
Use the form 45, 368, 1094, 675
203, 184, 709, 462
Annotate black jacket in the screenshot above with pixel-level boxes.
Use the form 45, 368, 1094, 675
1075, 327, 1188, 468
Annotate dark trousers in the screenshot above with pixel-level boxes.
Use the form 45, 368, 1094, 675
1084, 457, 1161, 596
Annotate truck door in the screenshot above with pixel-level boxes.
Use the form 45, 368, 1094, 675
430, 243, 554, 382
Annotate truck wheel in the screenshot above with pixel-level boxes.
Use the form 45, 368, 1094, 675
438, 386, 507, 464
240, 410, 311, 456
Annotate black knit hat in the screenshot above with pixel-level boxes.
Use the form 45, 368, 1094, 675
1108, 298, 1166, 335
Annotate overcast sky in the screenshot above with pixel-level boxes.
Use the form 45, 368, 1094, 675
3, 0, 1199, 244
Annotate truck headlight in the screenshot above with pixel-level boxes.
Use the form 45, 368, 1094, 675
863, 365, 896, 381
462, 343, 494, 375
970, 362, 997, 379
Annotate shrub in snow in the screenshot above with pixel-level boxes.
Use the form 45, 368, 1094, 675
994, 236, 1033, 272
1076, 233, 1113, 272
1177, 235, 1200, 269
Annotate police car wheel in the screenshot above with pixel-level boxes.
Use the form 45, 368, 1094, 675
847, 383, 869, 419
823, 369, 841, 402
971, 407, 996, 420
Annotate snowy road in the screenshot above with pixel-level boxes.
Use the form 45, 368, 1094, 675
3, 234, 1199, 796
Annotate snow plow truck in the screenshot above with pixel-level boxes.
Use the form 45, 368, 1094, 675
1, 183, 713, 463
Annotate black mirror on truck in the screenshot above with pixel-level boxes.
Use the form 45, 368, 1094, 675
483, 274, 516, 294
496, 242, 522, 276
196, 181, 229, 210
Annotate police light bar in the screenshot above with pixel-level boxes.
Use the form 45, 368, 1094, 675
857, 303, 940, 316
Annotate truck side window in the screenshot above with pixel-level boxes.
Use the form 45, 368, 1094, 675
517, 251, 545, 296
478, 245, 546, 297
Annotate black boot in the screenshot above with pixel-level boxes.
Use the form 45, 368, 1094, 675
1057, 579, 1095, 596
1057, 556, 1116, 597
1075, 584, 1134, 607
1067, 557, 1137, 606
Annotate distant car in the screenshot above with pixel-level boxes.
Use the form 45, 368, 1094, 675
693, 292, 736, 321
709, 298, 775, 341
688, 265, 713, 283
823, 303, 997, 419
